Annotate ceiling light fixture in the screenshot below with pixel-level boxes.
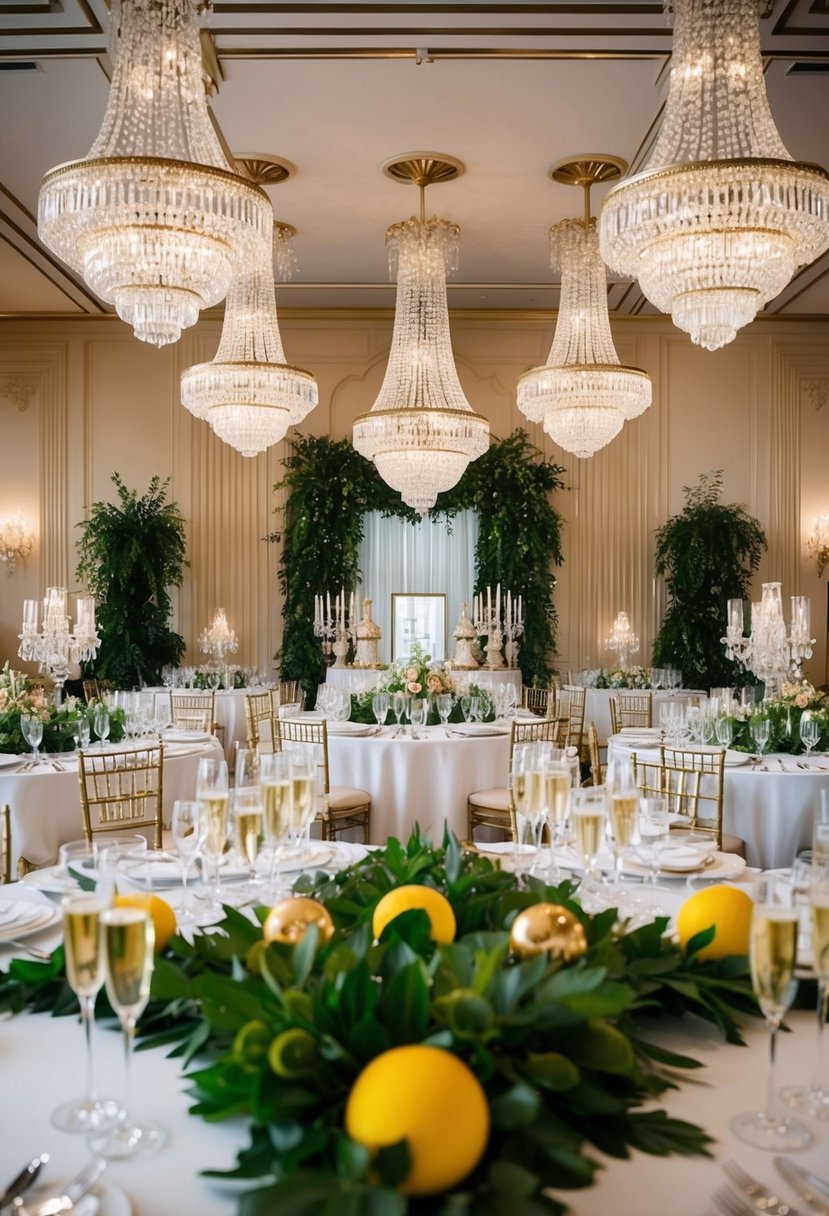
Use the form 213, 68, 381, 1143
517, 156, 652, 459
599, 0, 829, 352
352, 153, 490, 515
37, 0, 271, 348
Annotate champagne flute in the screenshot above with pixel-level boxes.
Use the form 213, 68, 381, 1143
20, 713, 43, 767
570, 786, 607, 886
510, 744, 532, 868
782, 858, 829, 1118
460, 695, 473, 723
801, 712, 820, 757
751, 714, 771, 756
89, 906, 167, 1159
50, 880, 120, 1133
731, 874, 811, 1150
605, 757, 638, 885
715, 715, 734, 749
372, 691, 389, 728
171, 799, 204, 926
289, 749, 317, 851
195, 756, 229, 918
538, 751, 569, 881
636, 796, 669, 887
93, 705, 110, 750
260, 751, 293, 899
392, 691, 406, 737
232, 785, 265, 904
77, 713, 91, 750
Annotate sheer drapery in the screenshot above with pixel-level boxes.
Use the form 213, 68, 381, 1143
357, 510, 478, 664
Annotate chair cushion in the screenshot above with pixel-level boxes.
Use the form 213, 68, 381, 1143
328, 786, 371, 812
467, 787, 510, 811
721, 832, 747, 859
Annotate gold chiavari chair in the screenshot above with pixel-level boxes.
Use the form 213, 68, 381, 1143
1, 804, 11, 884
169, 690, 216, 734
609, 692, 653, 735
559, 685, 586, 754
272, 716, 371, 843
522, 685, 554, 718
245, 690, 273, 750
278, 680, 303, 707
82, 678, 101, 705
77, 744, 165, 849
586, 720, 604, 787
467, 717, 562, 841
631, 743, 745, 856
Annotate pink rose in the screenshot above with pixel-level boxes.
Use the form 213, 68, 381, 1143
795, 693, 810, 709
407, 681, 422, 694
406, 666, 419, 682
426, 675, 442, 693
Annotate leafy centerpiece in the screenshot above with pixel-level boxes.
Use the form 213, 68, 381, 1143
592, 666, 652, 690
726, 679, 829, 754
1, 831, 757, 1215
0, 662, 125, 754
349, 643, 494, 724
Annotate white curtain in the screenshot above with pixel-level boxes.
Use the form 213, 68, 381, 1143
357, 510, 479, 664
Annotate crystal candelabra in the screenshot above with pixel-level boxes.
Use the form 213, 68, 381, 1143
722, 583, 815, 700
314, 590, 356, 668
605, 611, 639, 669
198, 608, 239, 664
472, 584, 523, 670
18, 587, 101, 704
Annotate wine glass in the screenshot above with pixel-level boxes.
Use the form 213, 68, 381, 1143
20, 712, 43, 767
409, 697, 426, 738
88, 905, 167, 1159
76, 713, 92, 750
171, 799, 205, 926
715, 715, 734, 749
232, 785, 265, 905
437, 693, 454, 727
93, 706, 110, 750
260, 751, 293, 900
731, 873, 811, 1151
372, 691, 389, 727
782, 857, 829, 1118
460, 695, 473, 722
605, 756, 638, 885
194, 756, 229, 918
636, 796, 670, 889
392, 691, 407, 736
570, 786, 607, 887
751, 714, 772, 756
50, 877, 120, 1134
801, 712, 820, 757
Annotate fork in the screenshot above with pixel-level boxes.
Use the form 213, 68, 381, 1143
720, 1162, 801, 1216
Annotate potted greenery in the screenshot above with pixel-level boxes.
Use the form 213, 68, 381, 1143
652, 471, 767, 690
76, 473, 188, 688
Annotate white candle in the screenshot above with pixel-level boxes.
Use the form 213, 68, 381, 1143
487, 585, 492, 620
506, 590, 512, 627
517, 595, 522, 624
23, 598, 38, 628
326, 591, 331, 625
350, 591, 355, 621
727, 598, 743, 633
495, 583, 501, 621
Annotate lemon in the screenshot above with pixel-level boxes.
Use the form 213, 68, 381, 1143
114, 893, 177, 953
676, 884, 752, 961
372, 885, 456, 944
345, 1045, 489, 1195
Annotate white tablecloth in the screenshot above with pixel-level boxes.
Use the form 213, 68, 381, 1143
326, 724, 511, 843
608, 735, 829, 869
0, 737, 224, 874
1, 871, 827, 1216
584, 688, 707, 744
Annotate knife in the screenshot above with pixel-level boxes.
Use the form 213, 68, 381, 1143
775, 1157, 829, 1214
0, 1154, 48, 1211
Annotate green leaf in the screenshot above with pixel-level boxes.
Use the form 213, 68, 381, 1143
490, 1082, 541, 1131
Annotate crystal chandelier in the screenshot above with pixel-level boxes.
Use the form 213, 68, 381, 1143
600, 0, 829, 352
352, 154, 490, 514
518, 157, 652, 459
37, 0, 271, 348
199, 608, 239, 662
605, 611, 640, 669
181, 210, 318, 457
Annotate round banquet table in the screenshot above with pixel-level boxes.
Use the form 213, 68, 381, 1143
583, 687, 707, 744
2, 864, 828, 1216
0, 736, 224, 875
325, 723, 511, 843
608, 733, 829, 869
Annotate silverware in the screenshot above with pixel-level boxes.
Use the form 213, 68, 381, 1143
714, 1182, 800, 1216
722, 1161, 800, 1215
13, 1157, 106, 1216
0, 1155, 48, 1211
775, 1158, 829, 1214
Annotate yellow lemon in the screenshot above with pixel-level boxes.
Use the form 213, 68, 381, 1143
676, 884, 752, 961
372, 885, 456, 943
345, 1045, 489, 1195
114, 893, 177, 953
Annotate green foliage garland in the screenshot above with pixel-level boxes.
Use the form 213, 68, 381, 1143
0, 832, 758, 1216
273, 431, 566, 698
76, 474, 188, 689
652, 472, 767, 690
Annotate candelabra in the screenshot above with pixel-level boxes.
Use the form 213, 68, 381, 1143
18, 587, 100, 704
314, 590, 357, 668
605, 611, 639, 669
471, 584, 524, 670
198, 608, 239, 664
722, 583, 815, 699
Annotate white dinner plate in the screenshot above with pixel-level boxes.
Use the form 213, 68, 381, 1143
163, 729, 213, 743
622, 849, 746, 881
325, 722, 375, 736
451, 722, 510, 737
0, 752, 24, 769
20, 865, 77, 897
618, 728, 663, 739
0, 901, 61, 941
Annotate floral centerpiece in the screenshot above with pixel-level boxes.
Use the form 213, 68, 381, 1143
728, 679, 829, 754
593, 665, 652, 690
191, 665, 249, 690
349, 644, 494, 724
0, 662, 125, 754
1, 831, 757, 1214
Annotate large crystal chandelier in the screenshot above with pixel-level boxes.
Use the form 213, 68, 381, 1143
518, 157, 652, 458
181, 213, 318, 456
37, 0, 271, 348
352, 154, 490, 514
600, 0, 829, 352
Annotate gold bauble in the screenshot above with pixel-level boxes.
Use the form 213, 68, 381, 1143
509, 903, 587, 962
263, 897, 335, 947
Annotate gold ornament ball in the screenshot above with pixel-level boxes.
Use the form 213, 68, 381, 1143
509, 903, 588, 962
263, 897, 335, 947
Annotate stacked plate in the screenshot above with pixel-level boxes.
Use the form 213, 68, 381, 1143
0, 900, 61, 942
451, 722, 509, 737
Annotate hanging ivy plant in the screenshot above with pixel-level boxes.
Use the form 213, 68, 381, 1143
270, 430, 566, 698
652, 471, 767, 689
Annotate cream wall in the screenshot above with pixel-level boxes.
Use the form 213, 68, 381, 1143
1, 312, 827, 688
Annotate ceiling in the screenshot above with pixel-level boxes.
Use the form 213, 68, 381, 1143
1, 0, 828, 319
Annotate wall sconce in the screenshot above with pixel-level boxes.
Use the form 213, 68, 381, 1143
807, 513, 829, 578
0, 512, 35, 574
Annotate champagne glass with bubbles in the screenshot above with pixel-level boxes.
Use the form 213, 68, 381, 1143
605, 757, 638, 885
570, 787, 607, 887
233, 785, 265, 904
782, 857, 829, 1118
195, 756, 229, 918
171, 799, 205, 926
260, 751, 293, 899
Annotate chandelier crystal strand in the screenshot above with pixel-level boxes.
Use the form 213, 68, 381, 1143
181, 217, 318, 457
37, 0, 271, 348
353, 212, 489, 514
600, 0, 829, 351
